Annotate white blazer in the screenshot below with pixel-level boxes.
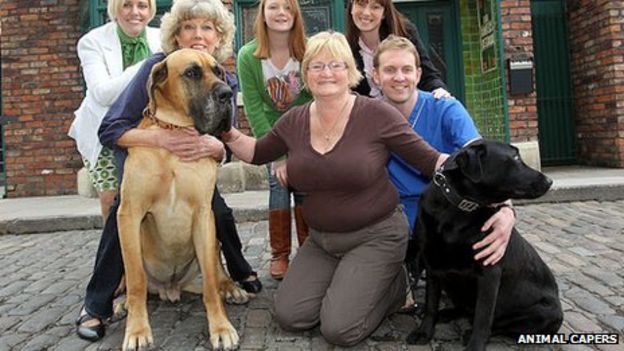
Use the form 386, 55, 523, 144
69, 22, 161, 164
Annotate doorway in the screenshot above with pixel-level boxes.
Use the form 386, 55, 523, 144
531, 0, 576, 164
396, 0, 464, 101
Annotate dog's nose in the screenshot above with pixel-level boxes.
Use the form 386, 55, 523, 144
214, 83, 233, 104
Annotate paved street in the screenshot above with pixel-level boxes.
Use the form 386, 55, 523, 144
0, 201, 623, 351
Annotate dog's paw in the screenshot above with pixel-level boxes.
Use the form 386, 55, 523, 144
221, 281, 249, 305
209, 322, 239, 350
406, 330, 432, 345
110, 294, 127, 323
123, 323, 153, 351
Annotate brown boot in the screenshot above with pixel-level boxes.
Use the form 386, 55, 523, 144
294, 205, 309, 246
269, 209, 291, 280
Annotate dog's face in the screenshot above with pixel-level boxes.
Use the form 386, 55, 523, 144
148, 48, 232, 135
447, 140, 552, 204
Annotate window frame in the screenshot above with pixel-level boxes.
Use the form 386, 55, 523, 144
84, 0, 173, 32
233, 0, 345, 50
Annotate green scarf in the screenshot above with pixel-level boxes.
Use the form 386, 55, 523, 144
117, 26, 152, 69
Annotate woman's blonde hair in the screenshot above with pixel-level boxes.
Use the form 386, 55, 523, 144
160, 0, 235, 62
301, 31, 363, 89
252, 0, 306, 61
108, 0, 157, 23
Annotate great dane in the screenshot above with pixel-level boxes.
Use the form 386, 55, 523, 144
118, 49, 247, 351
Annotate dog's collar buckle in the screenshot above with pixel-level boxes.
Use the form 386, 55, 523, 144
433, 171, 446, 187
433, 169, 481, 213
457, 199, 479, 212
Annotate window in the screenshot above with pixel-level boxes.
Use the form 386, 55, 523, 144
233, 0, 345, 49
84, 0, 172, 32
84, 1, 346, 47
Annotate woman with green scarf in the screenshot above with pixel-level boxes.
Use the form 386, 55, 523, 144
68, 0, 160, 221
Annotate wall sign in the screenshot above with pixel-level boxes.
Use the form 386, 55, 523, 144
477, 0, 497, 73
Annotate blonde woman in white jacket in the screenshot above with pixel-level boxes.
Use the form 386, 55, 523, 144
69, 0, 160, 220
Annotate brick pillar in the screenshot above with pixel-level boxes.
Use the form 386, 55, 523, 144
1, 0, 84, 197
568, 0, 624, 167
500, 0, 538, 143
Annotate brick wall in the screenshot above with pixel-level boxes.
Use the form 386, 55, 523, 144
500, 0, 538, 143
0, 0, 254, 198
568, 0, 624, 167
1, 0, 84, 197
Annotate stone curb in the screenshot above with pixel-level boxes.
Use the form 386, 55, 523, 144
515, 184, 624, 205
3, 183, 624, 235
0, 207, 269, 235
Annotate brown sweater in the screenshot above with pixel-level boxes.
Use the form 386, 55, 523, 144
252, 96, 439, 232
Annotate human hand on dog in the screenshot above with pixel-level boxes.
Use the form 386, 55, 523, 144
160, 128, 225, 162
473, 206, 515, 265
271, 160, 288, 187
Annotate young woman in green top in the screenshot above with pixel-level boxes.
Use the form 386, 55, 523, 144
237, 0, 311, 280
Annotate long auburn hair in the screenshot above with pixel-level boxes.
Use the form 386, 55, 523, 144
345, 0, 410, 49
252, 0, 306, 61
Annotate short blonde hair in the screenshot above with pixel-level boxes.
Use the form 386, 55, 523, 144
373, 35, 421, 68
108, 0, 157, 23
160, 0, 235, 63
301, 31, 363, 89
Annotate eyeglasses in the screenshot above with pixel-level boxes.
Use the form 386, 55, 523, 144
307, 61, 348, 73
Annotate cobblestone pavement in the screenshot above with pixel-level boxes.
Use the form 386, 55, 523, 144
0, 201, 623, 351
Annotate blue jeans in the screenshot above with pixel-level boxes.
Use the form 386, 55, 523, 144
267, 164, 305, 210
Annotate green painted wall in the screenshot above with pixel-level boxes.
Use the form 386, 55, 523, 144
459, 0, 506, 141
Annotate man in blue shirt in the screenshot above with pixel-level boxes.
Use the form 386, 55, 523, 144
373, 35, 515, 266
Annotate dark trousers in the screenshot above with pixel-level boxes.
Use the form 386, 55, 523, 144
84, 187, 254, 319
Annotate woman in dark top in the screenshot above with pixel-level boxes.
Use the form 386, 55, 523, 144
346, 0, 450, 98
222, 31, 448, 346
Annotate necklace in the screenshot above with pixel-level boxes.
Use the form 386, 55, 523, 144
316, 96, 352, 145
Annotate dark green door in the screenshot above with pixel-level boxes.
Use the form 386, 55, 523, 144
396, 0, 464, 102
531, 0, 576, 164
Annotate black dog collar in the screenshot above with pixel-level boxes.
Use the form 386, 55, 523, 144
433, 165, 482, 212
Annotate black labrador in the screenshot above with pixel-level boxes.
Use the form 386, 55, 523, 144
407, 140, 563, 351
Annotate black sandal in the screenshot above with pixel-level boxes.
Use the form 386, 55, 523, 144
238, 275, 262, 294
75, 307, 105, 342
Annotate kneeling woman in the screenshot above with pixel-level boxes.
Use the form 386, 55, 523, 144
223, 31, 447, 346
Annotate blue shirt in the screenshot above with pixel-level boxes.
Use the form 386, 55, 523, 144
387, 90, 481, 232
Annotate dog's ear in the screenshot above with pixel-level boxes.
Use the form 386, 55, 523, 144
147, 60, 169, 106
455, 143, 485, 182
212, 63, 227, 82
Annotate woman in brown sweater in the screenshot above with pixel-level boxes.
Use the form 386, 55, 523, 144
223, 31, 447, 346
